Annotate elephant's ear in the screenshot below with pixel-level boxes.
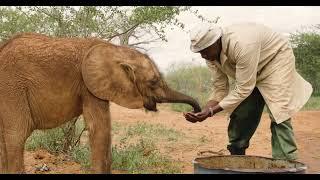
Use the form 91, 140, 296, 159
81, 43, 141, 104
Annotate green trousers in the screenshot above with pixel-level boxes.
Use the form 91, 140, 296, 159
227, 87, 298, 160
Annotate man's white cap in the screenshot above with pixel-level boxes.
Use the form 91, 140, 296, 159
189, 23, 222, 53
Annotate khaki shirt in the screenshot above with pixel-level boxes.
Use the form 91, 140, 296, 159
206, 22, 313, 124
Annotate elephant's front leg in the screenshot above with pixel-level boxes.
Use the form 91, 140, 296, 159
82, 92, 112, 174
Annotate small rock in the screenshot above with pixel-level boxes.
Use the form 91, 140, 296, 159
35, 164, 50, 172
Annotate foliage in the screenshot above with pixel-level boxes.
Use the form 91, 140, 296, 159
112, 138, 181, 174
165, 63, 213, 112
25, 120, 183, 173
302, 96, 320, 110
70, 145, 91, 169
125, 121, 184, 142
290, 28, 320, 96
25, 118, 82, 152
0, 6, 218, 50
25, 128, 65, 154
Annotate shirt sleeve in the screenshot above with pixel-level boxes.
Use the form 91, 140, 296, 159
206, 60, 229, 102
218, 42, 261, 111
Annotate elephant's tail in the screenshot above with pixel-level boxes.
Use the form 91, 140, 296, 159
0, 116, 8, 173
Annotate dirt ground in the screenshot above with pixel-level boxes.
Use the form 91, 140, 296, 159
24, 103, 320, 174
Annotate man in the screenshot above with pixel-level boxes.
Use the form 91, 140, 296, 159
184, 22, 313, 160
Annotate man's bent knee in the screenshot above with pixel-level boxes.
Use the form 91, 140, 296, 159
227, 145, 246, 155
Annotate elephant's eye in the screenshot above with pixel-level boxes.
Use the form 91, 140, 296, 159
149, 78, 159, 87
150, 79, 158, 86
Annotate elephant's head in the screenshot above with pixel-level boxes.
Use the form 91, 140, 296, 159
82, 43, 201, 113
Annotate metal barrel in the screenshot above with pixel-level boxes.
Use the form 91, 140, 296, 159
193, 155, 307, 174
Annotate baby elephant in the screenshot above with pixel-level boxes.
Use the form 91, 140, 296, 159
0, 33, 201, 174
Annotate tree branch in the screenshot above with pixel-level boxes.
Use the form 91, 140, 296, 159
34, 7, 58, 20
128, 37, 161, 46
135, 46, 148, 51
130, 29, 151, 40
131, 45, 151, 52
106, 22, 142, 41
16, 8, 38, 28
73, 127, 87, 147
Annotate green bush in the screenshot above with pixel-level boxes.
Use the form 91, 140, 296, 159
25, 118, 92, 171
165, 63, 213, 112
290, 30, 320, 96
302, 96, 320, 110
25, 128, 65, 154
70, 145, 91, 169
110, 122, 183, 173
25, 118, 86, 154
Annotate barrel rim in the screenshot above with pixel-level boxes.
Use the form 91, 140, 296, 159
193, 155, 307, 173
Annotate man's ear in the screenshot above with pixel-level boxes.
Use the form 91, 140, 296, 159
120, 63, 136, 82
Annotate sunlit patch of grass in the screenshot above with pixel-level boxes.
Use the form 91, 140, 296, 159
126, 121, 185, 142
112, 138, 181, 174
302, 96, 320, 110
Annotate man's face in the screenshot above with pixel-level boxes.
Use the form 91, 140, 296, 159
199, 39, 221, 62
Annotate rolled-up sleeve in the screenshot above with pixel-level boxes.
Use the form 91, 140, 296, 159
219, 42, 261, 111
206, 61, 229, 102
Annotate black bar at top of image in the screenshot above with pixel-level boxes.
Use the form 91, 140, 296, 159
0, 0, 318, 6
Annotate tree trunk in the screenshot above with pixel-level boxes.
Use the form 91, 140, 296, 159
62, 117, 78, 153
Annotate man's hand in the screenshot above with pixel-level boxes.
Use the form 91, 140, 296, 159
183, 100, 223, 123
183, 111, 200, 123
183, 108, 211, 123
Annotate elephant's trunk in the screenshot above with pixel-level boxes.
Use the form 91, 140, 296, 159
158, 88, 202, 113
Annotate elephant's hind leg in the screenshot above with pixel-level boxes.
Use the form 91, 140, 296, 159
82, 91, 111, 174
0, 93, 35, 173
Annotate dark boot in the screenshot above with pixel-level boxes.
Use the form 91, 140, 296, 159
227, 145, 246, 155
